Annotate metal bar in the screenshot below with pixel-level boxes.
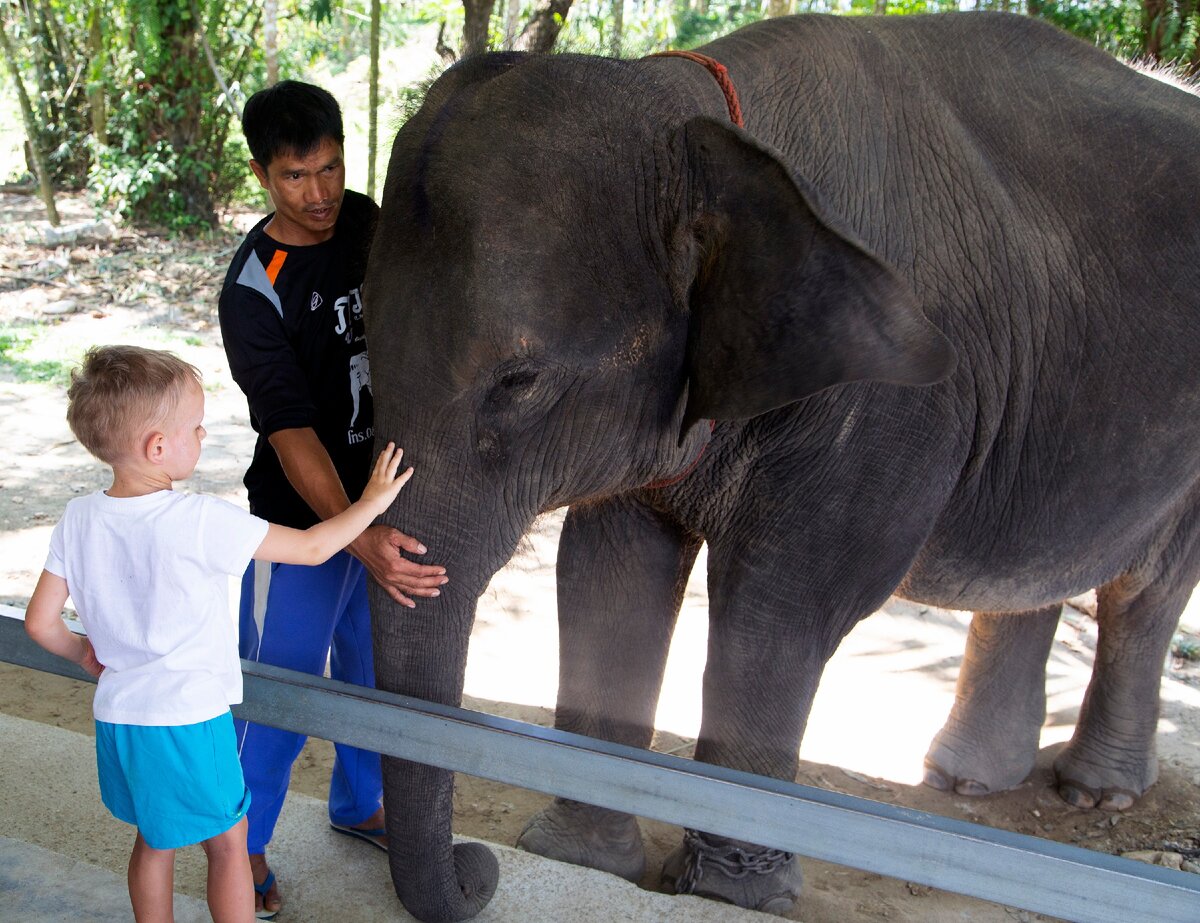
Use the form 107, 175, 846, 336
3, 610, 1198, 922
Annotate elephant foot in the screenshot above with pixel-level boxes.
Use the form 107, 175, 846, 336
515, 798, 645, 882
1053, 740, 1156, 812
922, 760, 995, 796
922, 721, 1038, 797
661, 829, 802, 916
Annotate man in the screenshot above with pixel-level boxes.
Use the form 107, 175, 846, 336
218, 80, 447, 920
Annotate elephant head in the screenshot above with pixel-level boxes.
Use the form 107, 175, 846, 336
362, 51, 951, 922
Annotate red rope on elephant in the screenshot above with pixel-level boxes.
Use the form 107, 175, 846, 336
639, 50, 737, 490
644, 420, 717, 490
651, 50, 744, 128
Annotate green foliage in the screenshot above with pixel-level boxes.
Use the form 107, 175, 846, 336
88, 138, 214, 233
6, 0, 1199, 230
3, 0, 263, 231
2, 1, 94, 188
673, 6, 765, 51
91, 1, 261, 231
1150, 5, 1200, 67
1034, 0, 1200, 70
867, 0, 961, 13
1035, 0, 1145, 56
280, 1, 443, 76
0, 326, 75, 386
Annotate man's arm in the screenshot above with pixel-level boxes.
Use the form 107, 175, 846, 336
268, 426, 447, 607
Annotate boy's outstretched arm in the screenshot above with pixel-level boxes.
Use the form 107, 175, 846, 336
254, 442, 413, 567
25, 570, 103, 676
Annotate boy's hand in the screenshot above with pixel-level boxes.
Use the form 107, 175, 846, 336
78, 637, 103, 678
361, 442, 414, 513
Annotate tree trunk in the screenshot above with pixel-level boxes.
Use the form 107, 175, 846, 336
1142, 0, 1170, 61
193, 0, 237, 115
503, 0, 521, 50
368, 0, 380, 199
766, 0, 792, 18
513, 0, 574, 53
264, 0, 278, 85
87, 3, 106, 146
611, 0, 624, 58
436, 20, 458, 62
462, 0, 495, 58
145, 1, 216, 225
874, 0, 887, 14
0, 19, 58, 225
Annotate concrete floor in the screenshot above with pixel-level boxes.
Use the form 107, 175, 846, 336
0, 711, 763, 922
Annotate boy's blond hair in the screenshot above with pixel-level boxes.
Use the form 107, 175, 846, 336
67, 345, 202, 464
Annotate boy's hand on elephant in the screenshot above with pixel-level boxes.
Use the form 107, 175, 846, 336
359, 442, 414, 513
349, 524, 448, 608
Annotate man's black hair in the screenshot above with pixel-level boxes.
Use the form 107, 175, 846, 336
242, 80, 345, 169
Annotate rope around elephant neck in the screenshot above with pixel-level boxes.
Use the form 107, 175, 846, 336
644, 420, 716, 491
650, 50, 745, 128
640, 51, 737, 491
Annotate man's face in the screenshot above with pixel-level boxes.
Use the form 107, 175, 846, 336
251, 136, 346, 246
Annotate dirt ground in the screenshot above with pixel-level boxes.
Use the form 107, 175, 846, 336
2, 191, 1199, 922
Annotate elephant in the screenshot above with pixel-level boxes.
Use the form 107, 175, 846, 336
360, 11, 1200, 922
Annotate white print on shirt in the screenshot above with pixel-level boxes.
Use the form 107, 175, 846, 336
334, 286, 365, 337
310, 291, 323, 311
349, 350, 372, 429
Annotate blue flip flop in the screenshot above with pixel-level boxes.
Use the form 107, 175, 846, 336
254, 869, 278, 921
330, 821, 388, 852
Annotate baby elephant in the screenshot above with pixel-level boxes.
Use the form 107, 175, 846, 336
361, 11, 1200, 921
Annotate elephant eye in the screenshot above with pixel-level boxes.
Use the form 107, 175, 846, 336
481, 363, 544, 415
498, 369, 538, 391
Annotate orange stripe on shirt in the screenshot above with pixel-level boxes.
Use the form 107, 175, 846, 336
265, 249, 288, 286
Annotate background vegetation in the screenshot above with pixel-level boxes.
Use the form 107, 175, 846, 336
2, 0, 1197, 234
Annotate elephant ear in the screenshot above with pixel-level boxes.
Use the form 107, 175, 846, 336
679, 116, 955, 429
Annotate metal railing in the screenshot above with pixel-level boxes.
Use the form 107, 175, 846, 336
3, 606, 1198, 922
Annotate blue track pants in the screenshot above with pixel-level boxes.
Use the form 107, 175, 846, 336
234, 552, 383, 854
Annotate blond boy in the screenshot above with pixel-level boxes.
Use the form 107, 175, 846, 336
24, 344, 411, 923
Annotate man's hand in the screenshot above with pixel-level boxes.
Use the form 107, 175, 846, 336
349, 523, 447, 608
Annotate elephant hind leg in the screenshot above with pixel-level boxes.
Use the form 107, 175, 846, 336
923, 606, 1061, 797
1054, 521, 1200, 811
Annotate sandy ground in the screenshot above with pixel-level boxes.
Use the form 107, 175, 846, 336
2, 192, 1200, 921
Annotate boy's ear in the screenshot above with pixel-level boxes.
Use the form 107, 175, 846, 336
249, 159, 269, 189
142, 431, 166, 465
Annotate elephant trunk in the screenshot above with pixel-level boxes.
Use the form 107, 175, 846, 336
370, 571, 503, 922
383, 757, 499, 922
367, 446, 530, 921
364, 384, 540, 916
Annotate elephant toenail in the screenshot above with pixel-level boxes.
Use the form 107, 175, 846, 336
759, 894, 798, 915
921, 763, 953, 791
1057, 780, 1099, 809
1097, 788, 1136, 812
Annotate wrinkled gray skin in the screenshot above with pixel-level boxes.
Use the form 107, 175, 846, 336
361, 12, 1200, 922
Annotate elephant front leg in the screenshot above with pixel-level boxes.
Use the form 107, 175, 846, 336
515, 496, 701, 882
923, 606, 1060, 797
659, 572, 831, 915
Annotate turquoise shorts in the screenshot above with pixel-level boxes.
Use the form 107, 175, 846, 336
95, 711, 251, 850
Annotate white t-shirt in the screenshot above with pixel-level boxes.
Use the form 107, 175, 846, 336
44, 490, 269, 726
